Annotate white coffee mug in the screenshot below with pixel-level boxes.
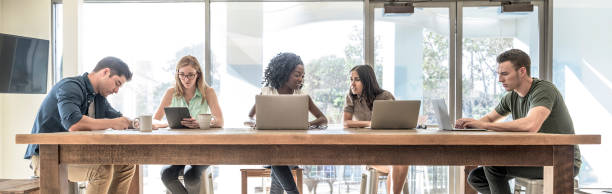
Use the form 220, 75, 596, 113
197, 114, 212, 129
133, 115, 153, 132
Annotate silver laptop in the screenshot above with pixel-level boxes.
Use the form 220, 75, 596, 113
370, 100, 420, 129
256, 95, 309, 130
432, 99, 486, 131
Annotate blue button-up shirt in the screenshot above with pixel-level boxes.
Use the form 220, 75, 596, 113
24, 73, 123, 159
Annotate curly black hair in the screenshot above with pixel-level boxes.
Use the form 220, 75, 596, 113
262, 52, 303, 89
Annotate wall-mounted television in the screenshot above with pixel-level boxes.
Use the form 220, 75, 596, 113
0, 33, 49, 94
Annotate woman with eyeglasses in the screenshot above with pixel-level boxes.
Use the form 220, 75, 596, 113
153, 55, 224, 194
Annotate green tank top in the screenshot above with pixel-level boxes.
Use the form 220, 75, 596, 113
170, 88, 209, 118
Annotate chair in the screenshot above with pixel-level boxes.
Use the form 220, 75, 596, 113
513, 177, 578, 194
513, 177, 543, 194
361, 168, 409, 194
166, 167, 214, 194
302, 165, 337, 194
68, 181, 86, 194
240, 168, 303, 194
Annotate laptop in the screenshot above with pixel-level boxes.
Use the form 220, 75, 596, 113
256, 95, 309, 130
164, 107, 192, 129
370, 100, 420, 129
432, 99, 487, 131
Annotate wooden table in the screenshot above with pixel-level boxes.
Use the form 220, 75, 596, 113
15, 128, 600, 194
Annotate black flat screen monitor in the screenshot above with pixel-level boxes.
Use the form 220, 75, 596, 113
0, 33, 49, 94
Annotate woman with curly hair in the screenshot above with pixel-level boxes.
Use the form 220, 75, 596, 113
248, 52, 327, 194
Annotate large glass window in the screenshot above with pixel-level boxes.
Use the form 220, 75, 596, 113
553, 0, 612, 188
74, 1, 567, 193
52, 2, 63, 84
81, 3, 206, 193
210, 2, 364, 193
375, 7, 450, 193
461, 6, 540, 119
210, 2, 363, 126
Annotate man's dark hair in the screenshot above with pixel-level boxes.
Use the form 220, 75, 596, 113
349, 65, 385, 111
92, 56, 133, 81
496, 49, 531, 76
263, 52, 303, 89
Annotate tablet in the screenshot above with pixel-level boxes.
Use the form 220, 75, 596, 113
164, 107, 192, 129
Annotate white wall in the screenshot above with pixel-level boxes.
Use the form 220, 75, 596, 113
0, 0, 51, 179
553, 0, 612, 187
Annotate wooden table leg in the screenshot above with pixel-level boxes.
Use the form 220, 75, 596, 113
128, 165, 142, 194
39, 145, 69, 194
295, 168, 303, 194
241, 170, 247, 194
544, 145, 574, 194
461, 166, 477, 194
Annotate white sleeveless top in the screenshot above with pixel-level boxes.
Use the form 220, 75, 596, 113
261, 87, 305, 95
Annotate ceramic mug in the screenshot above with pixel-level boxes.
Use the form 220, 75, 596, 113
197, 114, 212, 129
132, 115, 153, 132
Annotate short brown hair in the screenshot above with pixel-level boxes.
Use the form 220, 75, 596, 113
496, 49, 531, 76
93, 56, 133, 81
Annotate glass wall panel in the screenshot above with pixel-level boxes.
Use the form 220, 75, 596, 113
81, 3, 206, 193
461, 6, 540, 119
374, 7, 450, 194
553, 0, 612, 188
210, 2, 363, 127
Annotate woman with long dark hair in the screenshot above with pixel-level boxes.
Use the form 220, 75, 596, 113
343, 65, 408, 193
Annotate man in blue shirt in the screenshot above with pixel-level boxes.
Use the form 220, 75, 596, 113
26, 56, 136, 194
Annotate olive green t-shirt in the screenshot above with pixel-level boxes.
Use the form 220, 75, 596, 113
494, 78, 581, 171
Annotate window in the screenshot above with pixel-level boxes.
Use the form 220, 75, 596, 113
81, 3, 206, 193
375, 7, 450, 193
74, 1, 561, 193
52, 2, 63, 84
461, 5, 540, 119
553, 0, 612, 188
210, 2, 364, 193
210, 2, 363, 126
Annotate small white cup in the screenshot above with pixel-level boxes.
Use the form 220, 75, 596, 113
132, 115, 153, 132
197, 114, 212, 129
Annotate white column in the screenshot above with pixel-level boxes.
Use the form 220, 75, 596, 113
394, 24, 424, 100
63, 0, 83, 77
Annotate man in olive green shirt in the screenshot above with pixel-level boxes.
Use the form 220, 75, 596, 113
455, 49, 580, 194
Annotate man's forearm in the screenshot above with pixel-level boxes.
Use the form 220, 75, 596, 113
68, 116, 111, 131
485, 118, 536, 132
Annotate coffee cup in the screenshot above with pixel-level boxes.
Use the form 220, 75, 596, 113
133, 115, 153, 132
197, 114, 212, 129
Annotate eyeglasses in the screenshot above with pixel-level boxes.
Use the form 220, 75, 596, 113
178, 73, 198, 80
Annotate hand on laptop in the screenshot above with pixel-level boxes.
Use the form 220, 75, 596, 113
244, 117, 256, 128
462, 120, 489, 129
455, 118, 490, 129
454, 118, 476, 129
309, 125, 328, 130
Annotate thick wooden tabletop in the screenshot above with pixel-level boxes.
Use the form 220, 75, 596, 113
15, 128, 600, 145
